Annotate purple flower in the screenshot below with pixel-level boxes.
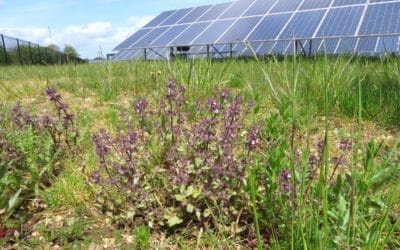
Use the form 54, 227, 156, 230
247, 125, 261, 151
339, 139, 353, 151
279, 169, 293, 195
134, 98, 148, 114
45, 87, 61, 102
90, 171, 102, 184
331, 156, 347, 166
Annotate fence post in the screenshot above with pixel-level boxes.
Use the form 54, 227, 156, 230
28, 42, 34, 64
38, 45, 42, 64
16, 38, 23, 65
1, 34, 8, 64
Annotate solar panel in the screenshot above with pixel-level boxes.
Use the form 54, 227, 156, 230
150, 25, 190, 47
143, 10, 176, 28
217, 16, 262, 43
316, 6, 364, 36
113, 0, 400, 60
359, 2, 400, 35
269, 0, 302, 13
171, 22, 212, 45
299, 0, 332, 10
160, 8, 194, 26
280, 10, 326, 39
193, 19, 234, 45
332, 0, 366, 7
248, 13, 292, 40
243, 0, 277, 16
178, 5, 213, 24
198, 2, 233, 21
219, 0, 256, 19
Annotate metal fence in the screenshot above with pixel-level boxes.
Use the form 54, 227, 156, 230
0, 34, 85, 65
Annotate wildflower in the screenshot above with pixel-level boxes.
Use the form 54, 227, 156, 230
339, 138, 353, 151
279, 169, 293, 194
247, 125, 261, 151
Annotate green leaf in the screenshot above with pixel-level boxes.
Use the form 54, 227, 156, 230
167, 215, 183, 227
8, 188, 22, 212
0, 163, 9, 180
174, 194, 186, 202
186, 204, 194, 214
203, 208, 211, 218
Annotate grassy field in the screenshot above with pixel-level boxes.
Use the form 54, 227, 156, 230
0, 56, 399, 249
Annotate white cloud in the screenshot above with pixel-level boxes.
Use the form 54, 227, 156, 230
0, 16, 154, 59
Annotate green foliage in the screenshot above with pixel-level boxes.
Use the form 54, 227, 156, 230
63, 45, 80, 61
135, 225, 150, 249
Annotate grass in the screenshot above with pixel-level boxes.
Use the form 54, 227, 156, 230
0, 55, 399, 249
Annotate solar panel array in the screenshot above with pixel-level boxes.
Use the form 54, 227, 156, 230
113, 0, 400, 60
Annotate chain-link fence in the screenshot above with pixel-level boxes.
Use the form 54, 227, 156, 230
0, 34, 85, 65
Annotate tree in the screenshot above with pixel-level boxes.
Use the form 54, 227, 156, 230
63, 44, 79, 60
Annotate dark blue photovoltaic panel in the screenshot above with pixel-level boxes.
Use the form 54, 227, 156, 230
336, 38, 357, 53
299, 0, 332, 10
256, 41, 276, 54
243, 0, 277, 16
219, 0, 256, 19
150, 25, 189, 46
356, 37, 378, 53
248, 13, 291, 40
270, 0, 302, 13
198, 2, 234, 21
170, 22, 211, 45
317, 6, 364, 36
194, 20, 234, 44
359, 2, 400, 35
143, 10, 176, 28
318, 38, 340, 53
280, 10, 326, 38
376, 36, 399, 53
160, 8, 194, 26
370, 0, 397, 2
113, 29, 152, 50
218, 17, 262, 43
132, 27, 169, 48
178, 5, 212, 24
271, 40, 291, 53
332, 0, 366, 6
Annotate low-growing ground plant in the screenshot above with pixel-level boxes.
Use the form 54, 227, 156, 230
92, 80, 262, 235
0, 87, 79, 226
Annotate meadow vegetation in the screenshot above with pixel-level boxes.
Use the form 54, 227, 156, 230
0, 55, 399, 249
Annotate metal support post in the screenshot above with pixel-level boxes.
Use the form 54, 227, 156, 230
16, 39, 23, 65
37, 45, 42, 64
1, 34, 8, 64
29, 42, 34, 64
144, 48, 147, 61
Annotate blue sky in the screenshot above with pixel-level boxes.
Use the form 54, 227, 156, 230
0, 0, 226, 59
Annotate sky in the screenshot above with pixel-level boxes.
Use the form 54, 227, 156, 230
0, 0, 227, 59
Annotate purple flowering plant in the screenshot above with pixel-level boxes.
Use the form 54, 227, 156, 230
92, 80, 264, 230
1, 87, 79, 220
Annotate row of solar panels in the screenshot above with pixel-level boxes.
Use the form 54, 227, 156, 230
141, 0, 398, 30
113, 35, 400, 61
113, 0, 400, 60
